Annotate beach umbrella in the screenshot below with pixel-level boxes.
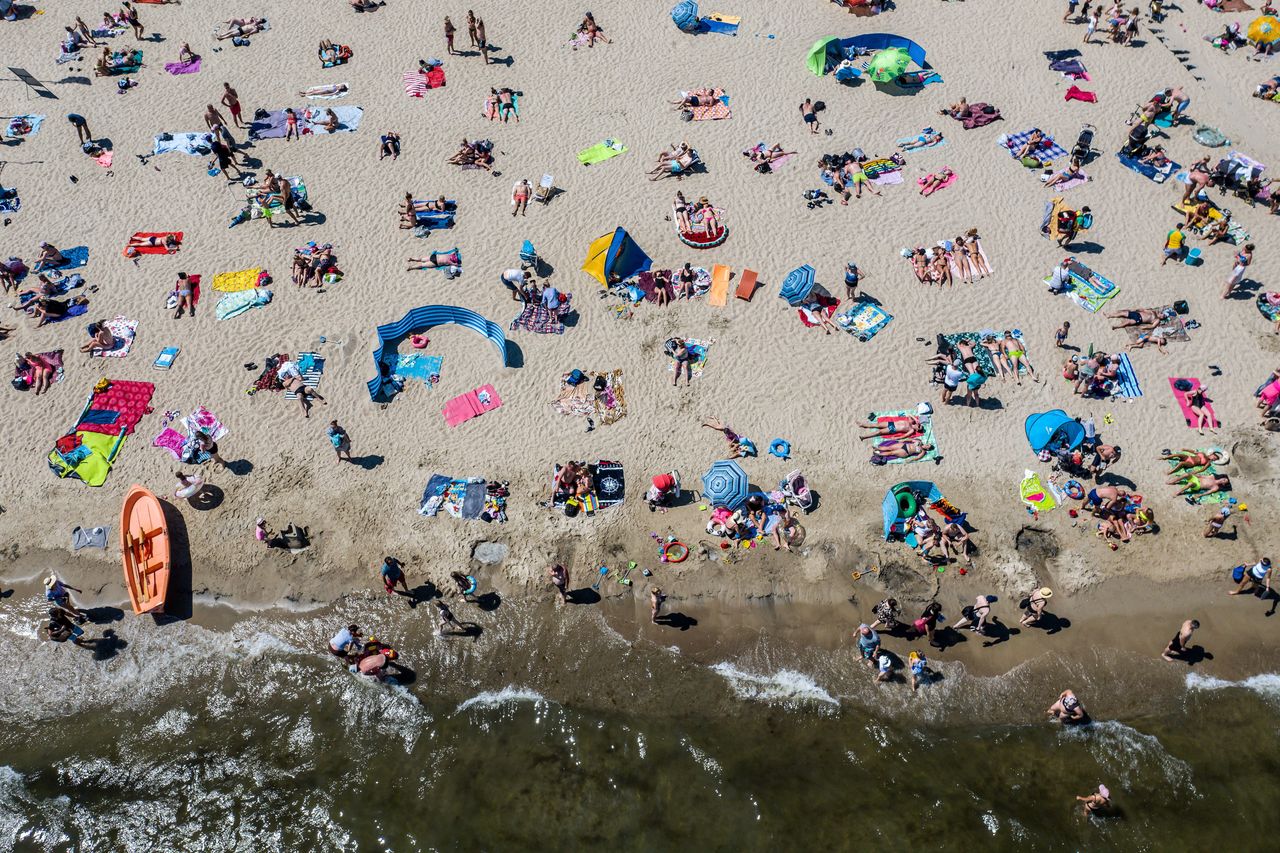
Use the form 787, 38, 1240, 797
778, 264, 816, 305
1248, 15, 1280, 45
867, 47, 911, 83
702, 459, 749, 509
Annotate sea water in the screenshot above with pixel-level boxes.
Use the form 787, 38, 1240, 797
1, 591, 1277, 851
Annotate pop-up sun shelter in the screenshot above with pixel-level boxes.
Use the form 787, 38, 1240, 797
582, 227, 652, 286
882, 480, 943, 540
808, 33, 930, 78
1024, 409, 1086, 454
368, 305, 508, 403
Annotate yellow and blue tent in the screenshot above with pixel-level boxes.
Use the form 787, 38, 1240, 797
582, 227, 652, 287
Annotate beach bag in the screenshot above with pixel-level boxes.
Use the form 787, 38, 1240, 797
1021, 156, 1043, 169
1173, 300, 1189, 315
563, 498, 581, 518
755, 161, 772, 174
1232, 565, 1246, 583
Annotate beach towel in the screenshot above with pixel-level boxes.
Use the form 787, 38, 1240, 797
510, 304, 565, 335
444, 384, 502, 427
918, 172, 957, 196
307, 105, 362, 134
595, 461, 626, 507
835, 300, 893, 341
703, 12, 740, 34
1258, 293, 1280, 322
1064, 85, 1097, 103
667, 339, 712, 379
403, 67, 445, 97
872, 410, 939, 463
5, 114, 45, 138
897, 133, 947, 151
942, 331, 1025, 378
707, 265, 731, 307
152, 132, 213, 156
999, 130, 1068, 164
798, 297, 838, 328
1113, 353, 1143, 398
1020, 471, 1058, 512
869, 170, 905, 186
152, 427, 187, 459
1116, 152, 1178, 183
212, 268, 262, 292
1053, 261, 1118, 312
1170, 378, 1218, 429
0, 194, 19, 213
283, 353, 324, 400
577, 139, 627, 165
691, 98, 731, 121
744, 143, 793, 171
950, 104, 1002, 130
1049, 58, 1090, 79
126, 232, 182, 255
36, 246, 88, 272
48, 430, 126, 487
1046, 171, 1089, 192
17, 350, 63, 388
77, 379, 155, 436
90, 316, 137, 359
164, 57, 201, 75
552, 378, 597, 418
391, 353, 443, 386
71, 526, 108, 551
215, 287, 271, 320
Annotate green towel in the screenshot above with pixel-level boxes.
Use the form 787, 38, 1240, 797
872, 410, 939, 464
578, 139, 627, 165
1168, 458, 1231, 504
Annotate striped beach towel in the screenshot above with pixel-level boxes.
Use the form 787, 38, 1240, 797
283, 353, 324, 399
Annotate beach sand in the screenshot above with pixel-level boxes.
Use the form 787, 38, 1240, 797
2, 0, 1280, 648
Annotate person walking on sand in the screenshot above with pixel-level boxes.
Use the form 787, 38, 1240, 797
800, 99, 820, 134
1162, 618, 1199, 661
221, 83, 246, 130
1083, 6, 1098, 43
549, 564, 570, 604
327, 420, 352, 462
381, 556, 409, 596
194, 431, 226, 468
434, 600, 467, 635
477, 18, 490, 65
44, 574, 87, 621
1020, 587, 1053, 626
1222, 243, 1254, 300
650, 587, 667, 623
1229, 557, 1272, 596
1076, 784, 1111, 817
122, 2, 144, 40
444, 16, 457, 55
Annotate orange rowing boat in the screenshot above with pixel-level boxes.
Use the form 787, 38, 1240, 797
121, 485, 170, 615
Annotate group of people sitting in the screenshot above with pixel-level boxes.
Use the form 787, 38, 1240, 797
290, 242, 340, 288
649, 142, 700, 181
447, 139, 495, 170
907, 229, 990, 286
671, 191, 720, 236
906, 507, 974, 565
94, 46, 143, 77
1064, 349, 1139, 398
318, 39, 353, 65
706, 494, 799, 552
1081, 485, 1156, 545
247, 169, 303, 226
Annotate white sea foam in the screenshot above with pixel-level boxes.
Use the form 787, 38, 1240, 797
1062, 719, 1196, 793
680, 738, 723, 779
454, 685, 547, 714
1186, 672, 1280, 705
710, 662, 840, 708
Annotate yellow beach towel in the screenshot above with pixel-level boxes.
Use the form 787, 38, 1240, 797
213, 268, 262, 293
1019, 470, 1057, 512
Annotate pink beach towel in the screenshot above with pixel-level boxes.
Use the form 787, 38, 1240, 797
443, 384, 502, 427
1065, 85, 1097, 103
918, 171, 957, 196
1169, 377, 1219, 429
1048, 172, 1089, 191
403, 67, 445, 97
152, 427, 187, 458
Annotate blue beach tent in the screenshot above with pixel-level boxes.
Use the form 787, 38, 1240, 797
1024, 409, 1086, 454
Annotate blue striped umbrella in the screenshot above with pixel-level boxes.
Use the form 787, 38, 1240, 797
779, 264, 816, 306
702, 459, 749, 509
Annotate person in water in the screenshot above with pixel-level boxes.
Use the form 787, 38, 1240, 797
548, 564, 569, 604
1047, 689, 1088, 724
381, 557, 409, 596
1076, 784, 1111, 817
1162, 619, 1199, 662
328, 624, 362, 659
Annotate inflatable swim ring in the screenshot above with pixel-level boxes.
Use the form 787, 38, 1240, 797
894, 488, 918, 519
769, 439, 791, 459
410, 334, 430, 349
1064, 480, 1085, 501
677, 223, 728, 249
174, 475, 204, 500
663, 541, 689, 563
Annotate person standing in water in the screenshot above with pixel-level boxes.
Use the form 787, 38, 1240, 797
1076, 784, 1111, 816
549, 564, 570, 604
380, 557, 409, 597
1047, 689, 1088, 723
1162, 619, 1199, 661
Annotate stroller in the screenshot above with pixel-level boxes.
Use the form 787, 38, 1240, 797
519, 239, 539, 272
1070, 123, 1096, 163
780, 470, 815, 514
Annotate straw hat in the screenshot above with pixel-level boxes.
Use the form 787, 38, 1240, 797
43, 574, 58, 589
1038, 587, 1054, 598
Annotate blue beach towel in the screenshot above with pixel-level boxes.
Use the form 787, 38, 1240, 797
1116, 152, 1178, 184
36, 246, 89, 271
1114, 353, 1143, 398
999, 129, 1068, 164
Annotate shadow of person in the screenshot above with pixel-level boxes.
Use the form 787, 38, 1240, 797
404, 582, 440, 609
352, 454, 384, 470
84, 605, 125, 625
226, 459, 254, 476
474, 591, 501, 612
1038, 613, 1071, 635
1181, 645, 1213, 665
567, 588, 600, 606
91, 629, 126, 661
385, 660, 417, 686
655, 611, 698, 631
442, 623, 483, 640
981, 619, 1018, 647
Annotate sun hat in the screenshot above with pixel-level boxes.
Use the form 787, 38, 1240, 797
1039, 587, 1053, 598
43, 574, 58, 589
1098, 784, 1110, 799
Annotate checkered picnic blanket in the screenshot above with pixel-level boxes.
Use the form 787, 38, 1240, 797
1000, 129, 1068, 163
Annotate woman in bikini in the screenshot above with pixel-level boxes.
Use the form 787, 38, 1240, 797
910, 248, 930, 283
952, 234, 976, 283
284, 108, 299, 141
127, 233, 179, 252
929, 247, 952, 287
693, 198, 719, 235
965, 229, 991, 278
172, 272, 195, 319
1186, 384, 1216, 434
673, 191, 693, 233
918, 167, 954, 196
1163, 448, 1220, 479
1014, 129, 1044, 160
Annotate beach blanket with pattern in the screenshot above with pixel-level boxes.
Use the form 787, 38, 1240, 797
404, 67, 446, 97
1123, 306, 1189, 343
215, 288, 271, 321
942, 331, 1026, 378
998, 129, 1068, 164
90, 316, 137, 359
871, 410, 939, 464
248, 106, 364, 140
551, 370, 627, 425
1167, 457, 1231, 505
835, 300, 893, 341
667, 338, 712, 379
17, 350, 63, 388
510, 304, 565, 335
391, 353, 443, 387
905, 241, 993, 281
152, 132, 214, 156
283, 353, 324, 400
213, 268, 262, 292
1051, 261, 1119, 312
685, 89, 730, 121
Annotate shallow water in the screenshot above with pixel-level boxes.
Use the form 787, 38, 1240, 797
2, 591, 1278, 852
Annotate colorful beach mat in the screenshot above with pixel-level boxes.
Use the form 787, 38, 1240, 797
444, 384, 502, 427
283, 353, 324, 400
835, 301, 893, 341
871, 410, 938, 464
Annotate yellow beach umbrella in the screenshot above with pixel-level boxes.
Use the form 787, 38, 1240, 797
1248, 15, 1280, 45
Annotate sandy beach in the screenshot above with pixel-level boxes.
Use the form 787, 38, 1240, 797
3, 6, 1280, 839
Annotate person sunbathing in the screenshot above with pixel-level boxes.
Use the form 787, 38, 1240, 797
79, 319, 115, 352
650, 151, 696, 181
1184, 200, 1212, 231
447, 139, 474, 164
1014, 129, 1045, 160
673, 191, 693, 232
858, 416, 922, 440
899, 131, 944, 151
843, 160, 880, 200
350, 0, 385, 11
1163, 448, 1222, 476
700, 417, 744, 457
1174, 472, 1231, 498
578, 12, 612, 46
876, 440, 934, 463
909, 248, 930, 283
495, 88, 518, 123
35, 243, 68, 270
278, 355, 327, 417
406, 250, 461, 271
919, 168, 954, 195
1044, 159, 1086, 188
552, 462, 593, 501
298, 83, 349, 97
127, 233, 179, 253
673, 89, 718, 108
1106, 307, 1160, 329
1256, 77, 1280, 99
21, 351, 57, 395
217, 17, 266, 40
746, 144, 796, 165
929, 247, 952, 286
315, 108, 341, 133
